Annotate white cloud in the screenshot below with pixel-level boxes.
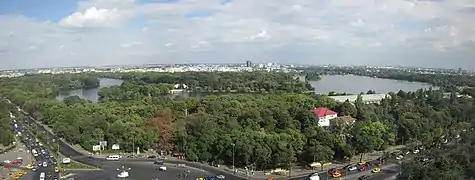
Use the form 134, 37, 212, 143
59, 7, 124, 27
0, 0, 475, 69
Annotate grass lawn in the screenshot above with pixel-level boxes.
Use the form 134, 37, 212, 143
61, 161, 95, 170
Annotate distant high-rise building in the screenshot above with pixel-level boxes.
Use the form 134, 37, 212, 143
246, 60, 252, 67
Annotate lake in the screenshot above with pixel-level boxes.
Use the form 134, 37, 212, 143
55, 78, 124, 103
57, 75, 436, 102
309, 75, 436, 94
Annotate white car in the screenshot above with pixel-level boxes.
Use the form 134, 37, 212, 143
158, 166, 167, 171
216, 175, 225, 179
413, 149, 420, 154
106, 155, 120, 161
307, 173, 320, 180
40, 172, 45, 180
396, 155, 404, 160
117, 171, 129, 178
348, 166, 358, 171
42, 162, 48, 167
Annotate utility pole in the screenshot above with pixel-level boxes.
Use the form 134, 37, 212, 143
231, 143, 235, 174
132, 133, 135, 155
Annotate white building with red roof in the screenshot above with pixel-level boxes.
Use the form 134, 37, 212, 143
310, 107, 338, 127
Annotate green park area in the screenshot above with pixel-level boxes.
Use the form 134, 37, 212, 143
0, 69, 475, 179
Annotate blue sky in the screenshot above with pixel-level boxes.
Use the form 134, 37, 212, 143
0, 0, 77, 21
0, 0, 474, 70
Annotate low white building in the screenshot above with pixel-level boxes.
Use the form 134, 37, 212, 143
310, 107, 338, 127
329, 93, 389, 104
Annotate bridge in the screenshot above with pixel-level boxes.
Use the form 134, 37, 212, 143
329, 93, 389, 104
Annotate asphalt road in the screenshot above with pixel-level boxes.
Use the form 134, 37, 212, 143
66, 162, 213, 180
13, 117, 60, 180
287, 160, 390, 180
367, 165, 399, 180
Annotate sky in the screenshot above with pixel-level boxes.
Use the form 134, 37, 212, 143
0, 0, 475, 70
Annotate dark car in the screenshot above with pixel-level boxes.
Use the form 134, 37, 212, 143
154, 160, 164, 165
147, 155, 157, 159
359, 175, 370, 180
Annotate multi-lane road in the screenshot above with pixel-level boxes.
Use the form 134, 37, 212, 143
11, 117, 59, 180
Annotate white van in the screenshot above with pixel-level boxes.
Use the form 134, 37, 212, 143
105, 155, 120, 161
62, 158, 71, 164
40, 172, 45, 180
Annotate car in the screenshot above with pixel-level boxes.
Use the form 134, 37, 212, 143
158, 166, 167, 171
117, 171, 129, 178
47, 172, 52, 177
331, 172, 341, 178
328, 169, 342, 178
10, 174, 21, 179
358, 166, 367, 171
358, 175, 370, 180
216, 175, 225, 179
372, 168, 381, 173
347, 165, 358, 171
413, 149, 420, 154
18, 170, 27, 175
358, 161, 366, 165
25, 164, 33, 169
42, 161, 48, 167
396, 155, 404, 160
54, 167, 60, 173
154, 160, 164, 165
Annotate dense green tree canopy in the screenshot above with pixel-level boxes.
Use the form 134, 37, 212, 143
0, 99, 15, 147
99, 71, 314, 93
0, 71, 473, 173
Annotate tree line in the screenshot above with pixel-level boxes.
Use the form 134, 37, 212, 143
0, 99, 15, 147
98, 71, 314, 93
397, 121, 475, 179
0, 72, 473, 172
295, 66, 475, 89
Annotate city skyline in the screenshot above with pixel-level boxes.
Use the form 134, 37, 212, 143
1, 0, 474, 70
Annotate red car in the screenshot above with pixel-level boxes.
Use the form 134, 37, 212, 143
358, 166, 366, 171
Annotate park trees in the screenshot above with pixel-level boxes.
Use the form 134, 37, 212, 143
0, 71, 474, 172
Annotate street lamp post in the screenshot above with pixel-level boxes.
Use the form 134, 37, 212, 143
231, 143, 235, 174
132, 133, 135, 155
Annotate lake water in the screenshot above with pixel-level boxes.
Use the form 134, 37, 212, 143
57, 75, 436, 102
309, 75, 436, 94
55, 78, 123, 103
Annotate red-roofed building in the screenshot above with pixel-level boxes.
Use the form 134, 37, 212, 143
311, 107, 338, 127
